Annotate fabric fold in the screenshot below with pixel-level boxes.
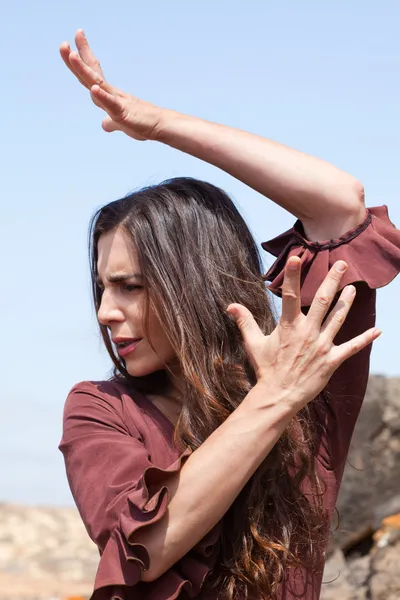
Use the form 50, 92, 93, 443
262, 206, 400, 306
91, 446, 220, 600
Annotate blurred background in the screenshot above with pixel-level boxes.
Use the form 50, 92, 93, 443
1, 0, 399, 598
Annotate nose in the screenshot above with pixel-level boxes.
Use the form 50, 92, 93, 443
97, 289, 125, 327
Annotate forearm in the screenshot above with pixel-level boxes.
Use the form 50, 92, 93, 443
136, 382, 296, 582
157, 110, 365, 241
63, 33, 365, 240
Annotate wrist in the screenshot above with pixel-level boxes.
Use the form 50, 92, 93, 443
152, 108, 182, 142
239, 381, 298, 426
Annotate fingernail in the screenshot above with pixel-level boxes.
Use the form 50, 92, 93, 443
335, 261, 347, 273
343, 285, 355, 298
288, 258, 300, 270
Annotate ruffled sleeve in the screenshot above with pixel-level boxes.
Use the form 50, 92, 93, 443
59, 381, 220, 600
262, 206, 400, 306
262, 206, 400, 474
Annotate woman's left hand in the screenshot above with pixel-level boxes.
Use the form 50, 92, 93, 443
60, 30, 166, 141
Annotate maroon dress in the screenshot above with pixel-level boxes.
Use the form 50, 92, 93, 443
59, 206, 400, 600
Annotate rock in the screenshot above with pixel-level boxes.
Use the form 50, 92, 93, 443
373, 512, 400, 548
331, 375, 400, 550
383, 378, 400, 432
347, 554, 371, 589
320, 548, 368, 600
0, 502, 98, 599
369, 539, 400, 600
372, 494, 400, 530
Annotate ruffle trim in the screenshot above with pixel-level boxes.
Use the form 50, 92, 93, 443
262, 206, 400, 306
90, 447, 221, 600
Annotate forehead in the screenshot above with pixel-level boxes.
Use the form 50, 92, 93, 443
97, 228, 140, 275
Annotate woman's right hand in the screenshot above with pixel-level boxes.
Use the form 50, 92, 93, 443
60, 30, 166, 141
227, 257, 381, 412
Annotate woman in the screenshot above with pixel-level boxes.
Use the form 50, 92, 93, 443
59, 30, 400, 600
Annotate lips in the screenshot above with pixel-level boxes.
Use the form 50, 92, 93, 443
112, 338, 142, 358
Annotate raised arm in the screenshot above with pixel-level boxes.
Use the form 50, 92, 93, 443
60, 30, 365, 242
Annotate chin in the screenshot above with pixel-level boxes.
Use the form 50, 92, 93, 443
125, 357, 166, 378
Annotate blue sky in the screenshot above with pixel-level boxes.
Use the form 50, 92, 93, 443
1, 0, 399, 506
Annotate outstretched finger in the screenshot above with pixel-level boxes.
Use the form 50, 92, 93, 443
69, 51, 113, 92
332, 327, 381, 365
280, 256, 302, 325
320, 284, 356, 339
90, 85, 125, 118
306, 261, 348, 328
60, 42, 89, 88
226, 303, 265, 346
75, 30, 105, 78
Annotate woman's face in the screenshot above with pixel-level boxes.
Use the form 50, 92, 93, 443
97, 228, 177, 377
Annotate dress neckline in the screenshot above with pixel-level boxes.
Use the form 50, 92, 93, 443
130, 387, 176, 435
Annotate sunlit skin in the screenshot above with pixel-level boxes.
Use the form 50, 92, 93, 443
97, 229, 183, 419
57, 30, 389, 591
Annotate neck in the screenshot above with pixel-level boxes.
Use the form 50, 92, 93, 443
167, 381, 184, 404
165, 361, 184, 402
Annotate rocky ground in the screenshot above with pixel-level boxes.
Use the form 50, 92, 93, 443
320, 375, 400, 599
0, 503, 97, 599
1, 375, 400, 600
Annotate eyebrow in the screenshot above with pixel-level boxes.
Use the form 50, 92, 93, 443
96, 272, 143, 286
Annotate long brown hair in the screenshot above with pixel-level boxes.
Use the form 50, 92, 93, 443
89, 178, 327, 599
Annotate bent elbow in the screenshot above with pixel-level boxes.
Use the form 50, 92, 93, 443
347, 178, 366, 227
352, 178, 365, 207
140, 549, 177, 582
338, 178, 366, 229
141, 564, 165, 583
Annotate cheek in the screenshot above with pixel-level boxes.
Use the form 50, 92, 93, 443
124, 296, 145, 324
147, 312, 176, 360
124, 310, 177, 378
